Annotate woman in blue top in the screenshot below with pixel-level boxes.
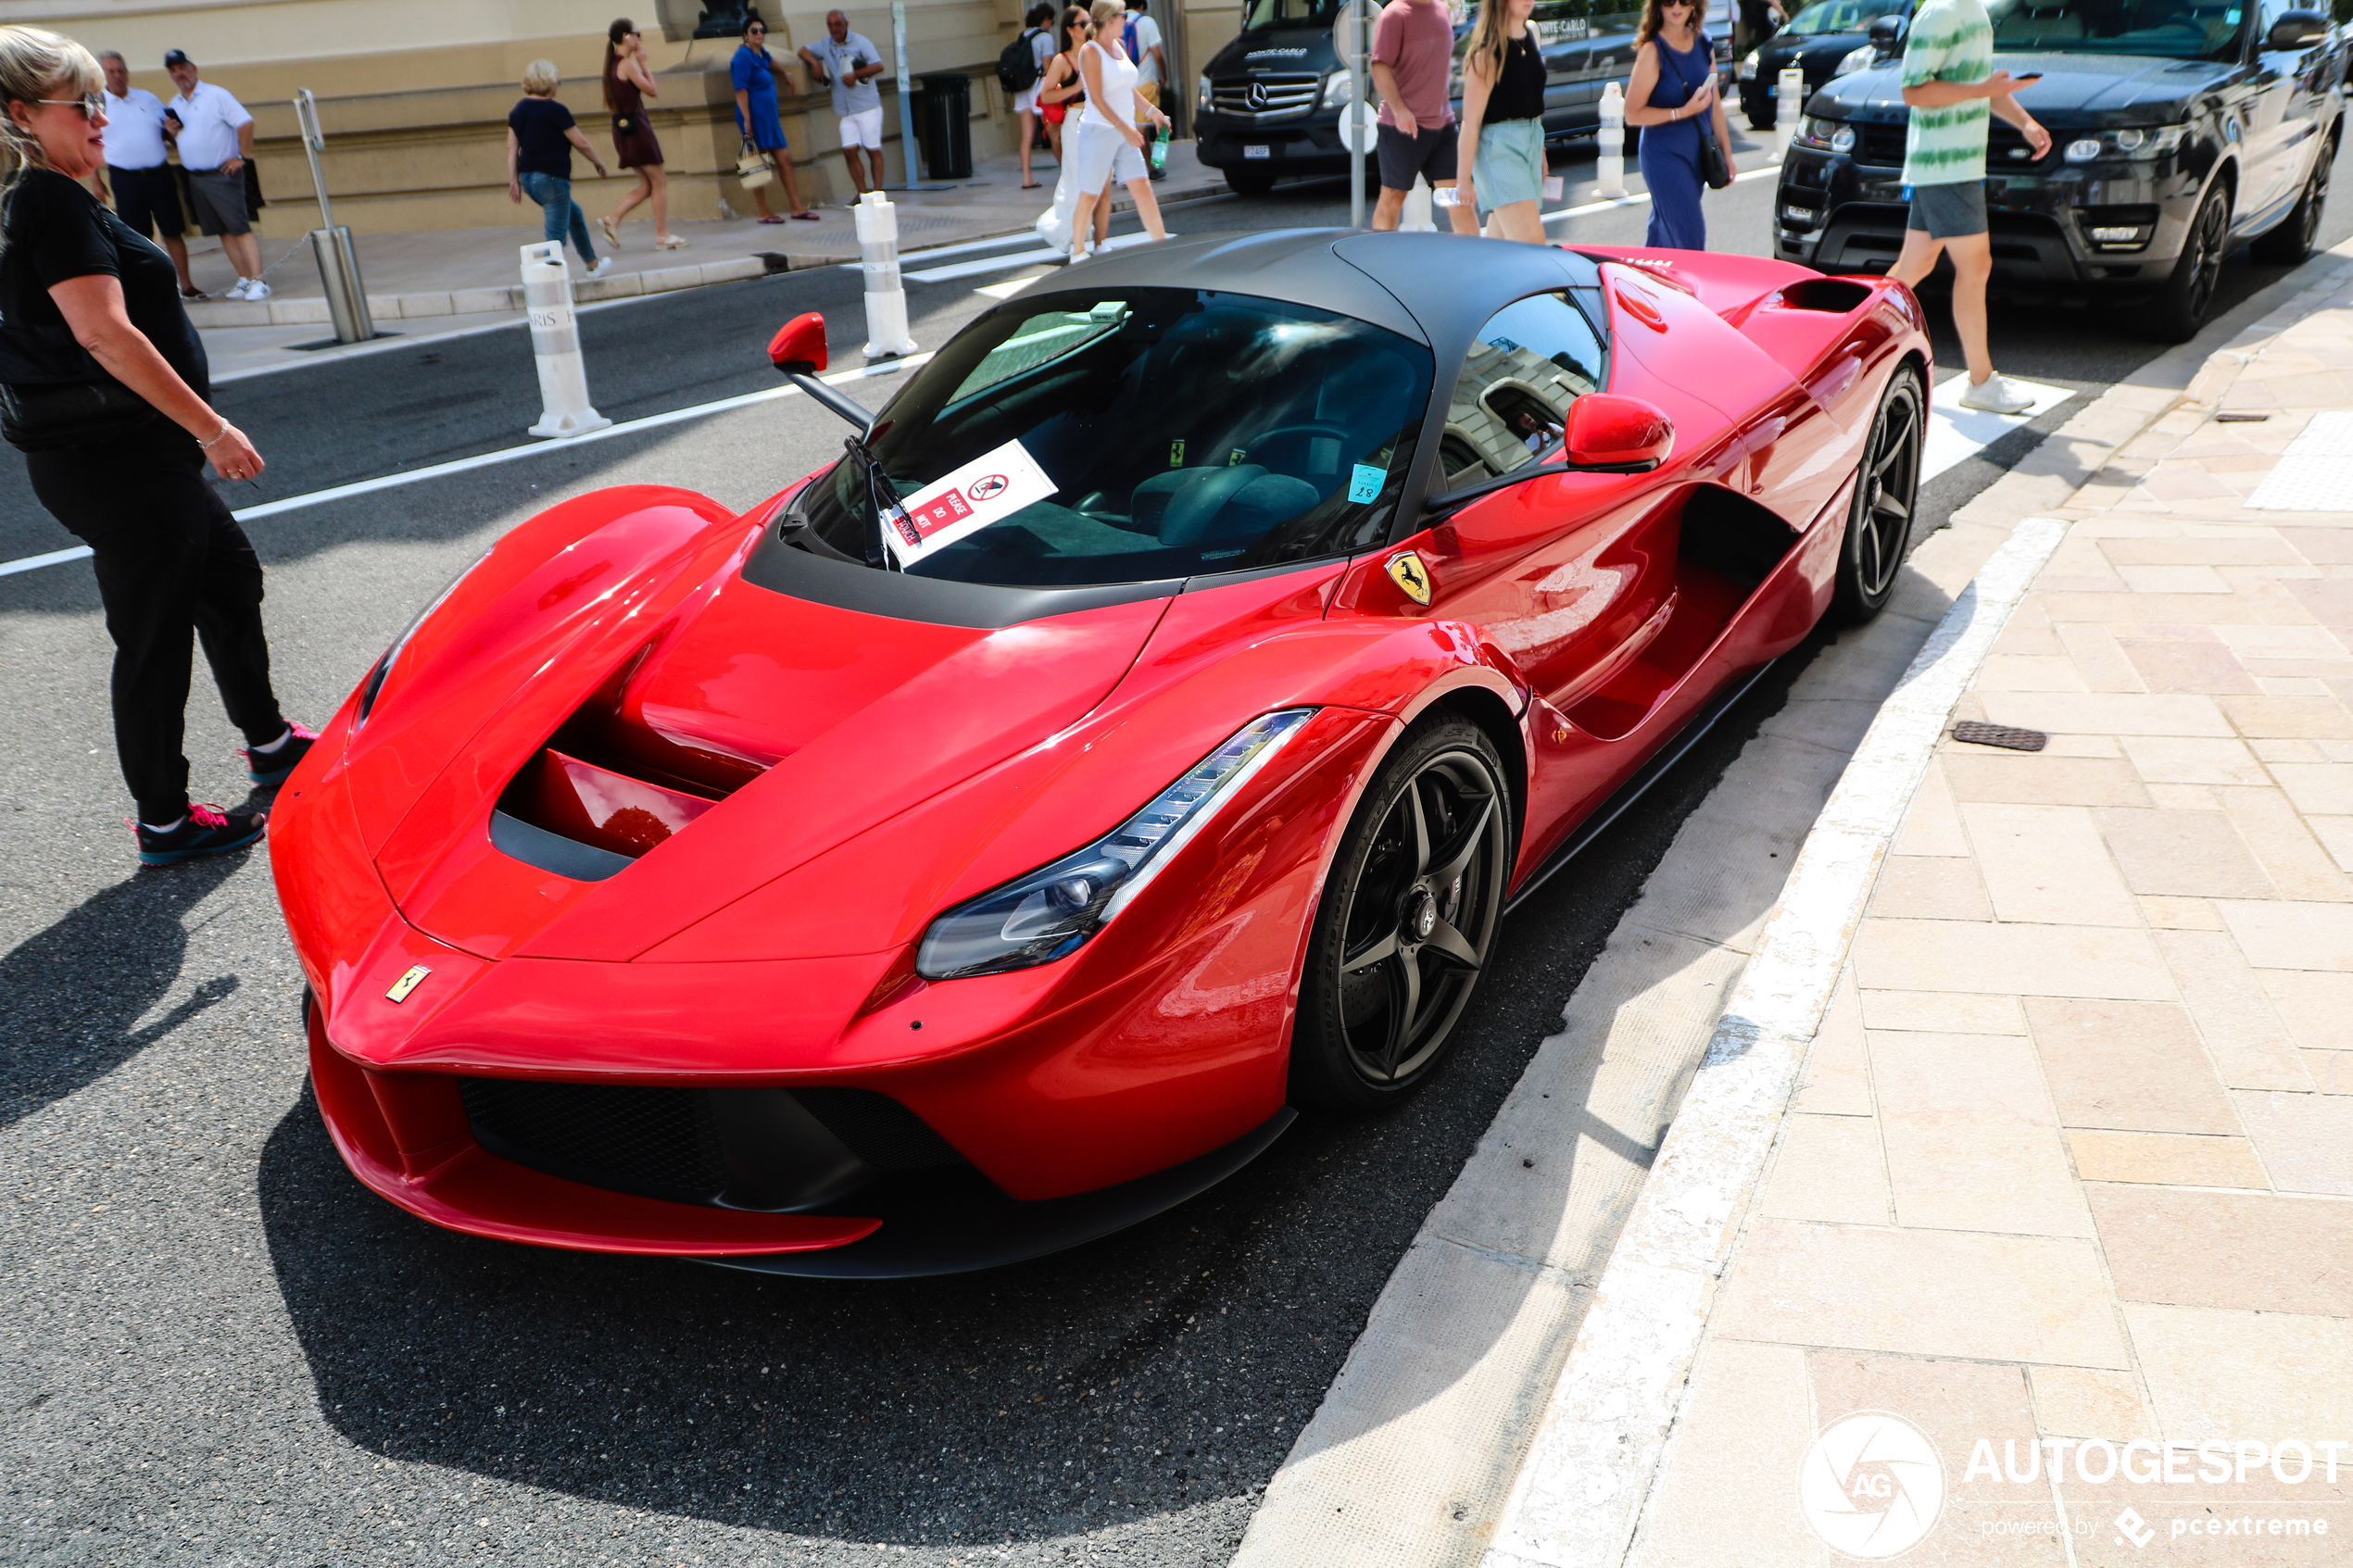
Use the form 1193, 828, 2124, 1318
1626, 0, 1731, 249
731, 14, 817, 221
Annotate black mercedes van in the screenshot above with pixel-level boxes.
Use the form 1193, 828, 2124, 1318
1193, 0, 1735, 197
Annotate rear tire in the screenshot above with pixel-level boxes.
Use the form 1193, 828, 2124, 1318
2144, 185, 2229, 344
1832, 364, 1926, 625
1289, 718, 1512, 1114
2252, 132, 2335, 265
1223, 169, 1277, 197
1743, 89, 1774, 130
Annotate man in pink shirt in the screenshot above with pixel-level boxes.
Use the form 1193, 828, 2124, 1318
1372, 0, 1478, 232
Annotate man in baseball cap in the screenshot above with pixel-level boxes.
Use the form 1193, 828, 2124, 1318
161, 49, 270, 300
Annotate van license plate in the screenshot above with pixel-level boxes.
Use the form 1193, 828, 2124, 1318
1243, 144, 1271, 159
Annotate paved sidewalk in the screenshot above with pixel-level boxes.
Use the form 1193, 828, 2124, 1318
1623, 280, 2353, 1563
184, 141, 1220, 332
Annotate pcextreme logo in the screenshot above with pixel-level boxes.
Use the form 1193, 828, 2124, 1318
1798, 1411, 1946, 1560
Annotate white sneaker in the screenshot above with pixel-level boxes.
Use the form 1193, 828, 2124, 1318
585, 257, 615, 280
1957, 373, 2032, 415
242, 279, 271, 303
222, 278, 251, 301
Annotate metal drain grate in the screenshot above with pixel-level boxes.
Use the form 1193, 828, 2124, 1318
2248, 409, 2353, 510
1953, 721, 2047, 752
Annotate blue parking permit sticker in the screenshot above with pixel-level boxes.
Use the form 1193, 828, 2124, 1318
1349, 462, 1387, 503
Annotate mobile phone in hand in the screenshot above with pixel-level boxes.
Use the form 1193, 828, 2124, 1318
2010, 71, 2044, 81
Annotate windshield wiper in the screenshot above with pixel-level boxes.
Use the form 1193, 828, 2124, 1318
841, 434, 909, 571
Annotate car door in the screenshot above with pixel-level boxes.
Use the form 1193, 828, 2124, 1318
2244, 0, 2332, 225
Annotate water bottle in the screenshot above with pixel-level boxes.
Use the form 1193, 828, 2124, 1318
1150, 124, 1169, 173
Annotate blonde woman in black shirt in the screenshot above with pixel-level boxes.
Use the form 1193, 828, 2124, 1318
1454, 0, 1550, 242
0, 26, 308, 864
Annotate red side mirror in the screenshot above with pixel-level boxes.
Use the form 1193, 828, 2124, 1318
1564, 393, 1674, 470
768, 313, 828, 375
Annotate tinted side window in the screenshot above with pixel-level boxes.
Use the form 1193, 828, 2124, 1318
1442, 292, 1608, 488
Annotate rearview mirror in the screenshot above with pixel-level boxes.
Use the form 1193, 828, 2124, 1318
2268, 8, 2330, 48
768, 312, 829, 375
1564, 393, 1674, 470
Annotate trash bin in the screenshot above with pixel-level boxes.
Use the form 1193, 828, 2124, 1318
912, 72, 973, 181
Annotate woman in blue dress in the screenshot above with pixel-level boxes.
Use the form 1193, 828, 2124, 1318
1626, 0, 1731, 249
730, 14, 818, 221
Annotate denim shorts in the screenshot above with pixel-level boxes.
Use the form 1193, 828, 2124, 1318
1906, 180, 1988, 239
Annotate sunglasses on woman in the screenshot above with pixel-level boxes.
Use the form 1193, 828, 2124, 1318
33, 94, 104, 119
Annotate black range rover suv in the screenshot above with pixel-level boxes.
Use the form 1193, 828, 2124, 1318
1773, 0, 2347, 339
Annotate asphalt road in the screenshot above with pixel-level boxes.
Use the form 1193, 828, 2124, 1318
5, 126, 2350, 1565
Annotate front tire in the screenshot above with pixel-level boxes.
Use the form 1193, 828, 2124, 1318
1290, 718, 1512, 1114
2145, 184, 2229, 343
1832, 363, 1926, 625
1223, 169, 1277, 196
2252, 132, 2335, 265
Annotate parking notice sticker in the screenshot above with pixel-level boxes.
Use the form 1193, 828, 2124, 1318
882, 439, 1057, 564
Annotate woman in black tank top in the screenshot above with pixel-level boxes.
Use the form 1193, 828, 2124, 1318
1457, 0, 1553, 243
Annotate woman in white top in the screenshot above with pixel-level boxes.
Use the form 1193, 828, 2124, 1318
1065, 0, 1169, 262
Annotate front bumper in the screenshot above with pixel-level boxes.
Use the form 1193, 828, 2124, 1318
1773, 142, 2202, 291
1195, 110, 1356, 174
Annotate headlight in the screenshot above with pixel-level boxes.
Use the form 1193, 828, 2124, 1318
2063, 125, 2192, 161
1794, 114, 1840, 149
2064, 136, 2102, 161
1322, 69, 1354, 108
1832, 44, 1874, 76
1196, 73, 1212, 114
354, 547, 494, 727
1739, 50, 1759, 78
915, 709, 1315, 980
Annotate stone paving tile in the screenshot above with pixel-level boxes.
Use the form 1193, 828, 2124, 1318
1626, 1339, 1828, 1568
2212, 787, 2353, 899
2270, 761, 2353, 815
1978, 655, 2093, 692
1856, 989, 2028, 1035
2054, 622, 2147, 691
2025, 1365, 2155, 1443
2120, 637, 2263, 693
1760, 1114, 1892, 1225
2093, 808, 2278, 898
1871, 1031, 2094, 1236
2221, 695, 2353, 736
2256, 968, 2353, 1054
2298, 1048, 2353, 1092
1852, 920, 2174, 1000
2122, 1300, 2353, 1439
2063, 1129, 2269, 1188
2084, 1185, 2353, 1315
1892, 759, 1972, 858
1793, 972, 1871, 1117
2228, 1090, 2353, 1196
1963, 804, 2143, 926
2307, 814, 2353, 870
2214, 899, 2353, 968
2136, 894, 2222, 928
2149, 928, 2316, 1090
2024, 999, 2241, 1135
1867, 855, 1996, 922
1979, 693, 2235, 737
2117, 735, 2271, 784
1938, 753, 2156, 809
1710, 1222, 2133, 1367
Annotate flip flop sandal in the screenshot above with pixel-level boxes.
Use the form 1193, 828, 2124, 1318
790, 211, 823, 220
756, 214, 787, 224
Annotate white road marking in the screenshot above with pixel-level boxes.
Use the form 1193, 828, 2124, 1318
0, 355, 933, 580
972, 271, 1054, 300
1540, 161, 1780, 225
1924, 371, 2073, 481
901, 229, 1171, 283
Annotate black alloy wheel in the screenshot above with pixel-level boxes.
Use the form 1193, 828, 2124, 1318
2146, 186, 2230, 343
1223, 169, 1277, 197
2253, 132, 2336, 265
1832, 364, 1926, 624
1290, 718, 1512, 1113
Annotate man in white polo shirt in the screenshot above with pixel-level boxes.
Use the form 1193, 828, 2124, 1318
163, 48, 269, 301
94, 50, 203, 301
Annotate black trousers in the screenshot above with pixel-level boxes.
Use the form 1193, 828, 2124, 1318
27, 426, 286, 823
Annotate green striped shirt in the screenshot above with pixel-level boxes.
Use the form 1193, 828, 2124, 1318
1900, 0, 1993, 186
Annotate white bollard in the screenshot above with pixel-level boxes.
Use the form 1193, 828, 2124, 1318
854, 191, 918, 360
1774, 66, 1805, 163
1595, 80, 1628, 198
1403, 175, 1438, 232
521, 241, 610, 439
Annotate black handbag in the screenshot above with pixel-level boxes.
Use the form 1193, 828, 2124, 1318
0, 375, 157, 452
1663, 40, 1734, 190
613, 112, 637, 137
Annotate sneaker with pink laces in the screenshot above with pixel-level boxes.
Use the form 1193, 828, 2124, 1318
244, 722, 321, 786
132, 803, 267, 866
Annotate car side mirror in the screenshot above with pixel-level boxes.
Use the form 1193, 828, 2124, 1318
2267, 8, 2330, 49
1564, 393, 1675, 470
1868, 14, 1906, 53
768, 312, 829, 374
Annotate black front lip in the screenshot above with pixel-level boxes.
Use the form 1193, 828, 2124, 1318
1773, 143, 2203, 286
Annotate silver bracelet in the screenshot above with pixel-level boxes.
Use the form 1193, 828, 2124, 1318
196, 419, 231, 449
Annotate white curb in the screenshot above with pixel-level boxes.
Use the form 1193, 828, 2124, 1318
1478, 515, 2071, 1568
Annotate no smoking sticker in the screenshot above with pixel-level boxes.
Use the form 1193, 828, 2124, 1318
886, 439, 1058, 564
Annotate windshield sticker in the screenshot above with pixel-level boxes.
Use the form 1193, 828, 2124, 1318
1170, 439, 1186, 468
885, 439, 1059, 564
1349, 462, 1387, 503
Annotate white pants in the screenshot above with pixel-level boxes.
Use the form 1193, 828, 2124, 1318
1070, 118, 1145, 194
839, 107, 885, 149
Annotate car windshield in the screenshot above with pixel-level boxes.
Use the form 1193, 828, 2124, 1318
1244, 0, 1341, 29
1782, 0, 1909, 36
791, 288, 1436, 588
1988, 0, 2246, 59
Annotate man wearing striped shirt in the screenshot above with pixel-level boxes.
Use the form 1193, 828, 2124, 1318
1889, 0, 2048, 413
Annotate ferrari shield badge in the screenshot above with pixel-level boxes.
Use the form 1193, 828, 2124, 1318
385, 964, 431, 1003
1386, 551, 1432, 606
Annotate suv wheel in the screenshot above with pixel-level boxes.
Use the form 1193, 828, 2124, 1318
1223, 169, 1277, 197
2252, 132, 2335, 265
1743, 88, 1774, 129
2145, 185, 2229, 344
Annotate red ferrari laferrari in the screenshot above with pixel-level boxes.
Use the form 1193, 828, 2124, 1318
271, 232, 1929, 1277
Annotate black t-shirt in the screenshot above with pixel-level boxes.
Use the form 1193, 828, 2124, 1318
509, 97, 578, 179
1490, 33, 1546, 122
0, 167, 206, 397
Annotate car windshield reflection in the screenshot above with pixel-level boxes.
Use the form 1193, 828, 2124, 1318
1781, 0, 1909, 37
1988, 0, 2246, 60
793, 288, 1436, 588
